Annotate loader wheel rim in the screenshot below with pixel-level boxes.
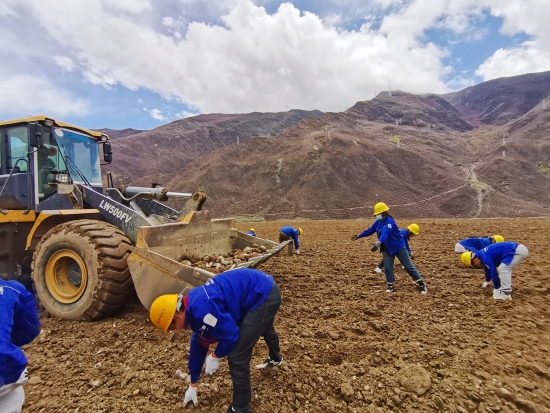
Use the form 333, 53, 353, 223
45, 250, 88, 304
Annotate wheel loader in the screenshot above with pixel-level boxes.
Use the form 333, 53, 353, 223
0, 116, 288, 320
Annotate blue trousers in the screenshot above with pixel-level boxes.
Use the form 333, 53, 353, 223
383, 248, 422, 284
227, 284, 282, 412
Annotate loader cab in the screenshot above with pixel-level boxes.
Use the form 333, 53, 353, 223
0, 116, 107, 211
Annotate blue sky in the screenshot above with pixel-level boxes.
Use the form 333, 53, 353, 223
1, 0, 549, 130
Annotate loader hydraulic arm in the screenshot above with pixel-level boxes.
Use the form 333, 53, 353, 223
79, 185, 207, 243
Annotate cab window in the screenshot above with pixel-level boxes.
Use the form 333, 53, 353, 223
8, 126, 28, 172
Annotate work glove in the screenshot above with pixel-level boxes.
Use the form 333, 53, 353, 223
371, 241, 381, 252
482, 281, 491, 288
351, 234, 359, 241
205, 353, 221, 375
183, 384, 198, 407
409, 252, 415, 260
296, 250, 300, 255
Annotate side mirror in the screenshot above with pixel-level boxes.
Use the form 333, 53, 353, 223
29, 123, 44, 147
103, 141, 112, 163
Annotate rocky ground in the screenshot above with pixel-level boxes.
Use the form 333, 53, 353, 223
22, 218, 550, 413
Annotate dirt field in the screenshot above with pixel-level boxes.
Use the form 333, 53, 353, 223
22, 218, 550, 413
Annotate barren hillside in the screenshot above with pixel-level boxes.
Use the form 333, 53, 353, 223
105, 110, 324, 183
109, 71, 550, 219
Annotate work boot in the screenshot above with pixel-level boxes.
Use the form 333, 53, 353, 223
226, 406, 253, 413
255, 357, 283, 370
493, 289, 512, 300
385, 284, 395, 293
416, 280, 428, 294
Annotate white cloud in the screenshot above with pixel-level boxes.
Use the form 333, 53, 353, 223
0, 73, 88, 117
149, 108, 166, 121
175, 110, 200, 119
162, 17, 174, 27
138, 98, 143, 103
14, 0, 454, 114
474, 0, 550, 80
4, 0, 550, 117
53, 56, 76, 72
100, 0, 151, 14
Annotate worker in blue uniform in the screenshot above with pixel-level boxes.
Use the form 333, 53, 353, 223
246, 228, 257, 237
352, 203, 427, 294
0, 279, 41, 413
455, 235, 504, 252
461, 241, 528, 300
279, 226, 302, 256
150, 268, 283, 413
375, 223, 419, 273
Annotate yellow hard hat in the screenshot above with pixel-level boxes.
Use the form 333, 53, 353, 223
492, 235, 504, 243
298, 228, 303, 235
249, 228, 255, 232
407, 223, 420, 235
150, 294, 179, 332
373, 202, 389, 215
461, 251, 473, 267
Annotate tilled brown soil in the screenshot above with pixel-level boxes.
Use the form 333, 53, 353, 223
22, 218, 550, 413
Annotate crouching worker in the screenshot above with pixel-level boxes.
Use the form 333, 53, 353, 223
375, 223, 420, 273
455, 235, 504, 253
461, 241, 529, 300
0, 279, 41, 413
352, 203, 427, 294
150, 268, 283, 413
279, 226, 302, 255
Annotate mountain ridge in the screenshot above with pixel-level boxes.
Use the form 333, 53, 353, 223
105, 71, 550, 219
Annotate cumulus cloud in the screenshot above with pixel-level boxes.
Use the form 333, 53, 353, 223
175, 110, 200, 119
53, 56, 76, 72
0, 73, 88, 118
3, 0, 550, 117
162, 17, 174, 27
149, 109, 166, 121
474, 0, 550, 80
12, 0, 453, 114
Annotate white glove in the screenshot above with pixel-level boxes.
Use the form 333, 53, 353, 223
183, 384, 198, 407
482, 281, 491, 288
295, 250, 300, 255
205, 354, 221, 375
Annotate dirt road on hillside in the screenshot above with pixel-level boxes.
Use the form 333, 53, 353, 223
21, 218, 550, 413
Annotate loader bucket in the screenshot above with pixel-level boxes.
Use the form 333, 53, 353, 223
127, 210, 289, 310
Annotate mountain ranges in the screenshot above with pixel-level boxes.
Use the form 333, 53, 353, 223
102, 71, 550, 220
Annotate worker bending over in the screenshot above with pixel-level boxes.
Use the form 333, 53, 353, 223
455, 235, 504, 252
150, 268, 283, 413
0, 279, 41, 413
279, 226, 302, 256
375, 223, 419, 273
461, 241, 528, 300
352, 203, 427, 294
246, 228, 257, 237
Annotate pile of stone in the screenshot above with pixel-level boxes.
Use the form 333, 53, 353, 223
180, 245, 268, 274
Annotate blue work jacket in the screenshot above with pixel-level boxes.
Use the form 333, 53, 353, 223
401, 229, 412, 253
0, 279, 41, 387
246, 230, 257, 237
357, 215, 405, 255
473, 242, 519, 289
280, 226, 300, 249
184, 268, 275, 383
459, 237, 492, 251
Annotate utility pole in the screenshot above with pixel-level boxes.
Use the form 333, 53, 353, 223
237, 136, 239, 145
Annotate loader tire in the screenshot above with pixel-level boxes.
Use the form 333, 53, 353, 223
32, 219, 134, 321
